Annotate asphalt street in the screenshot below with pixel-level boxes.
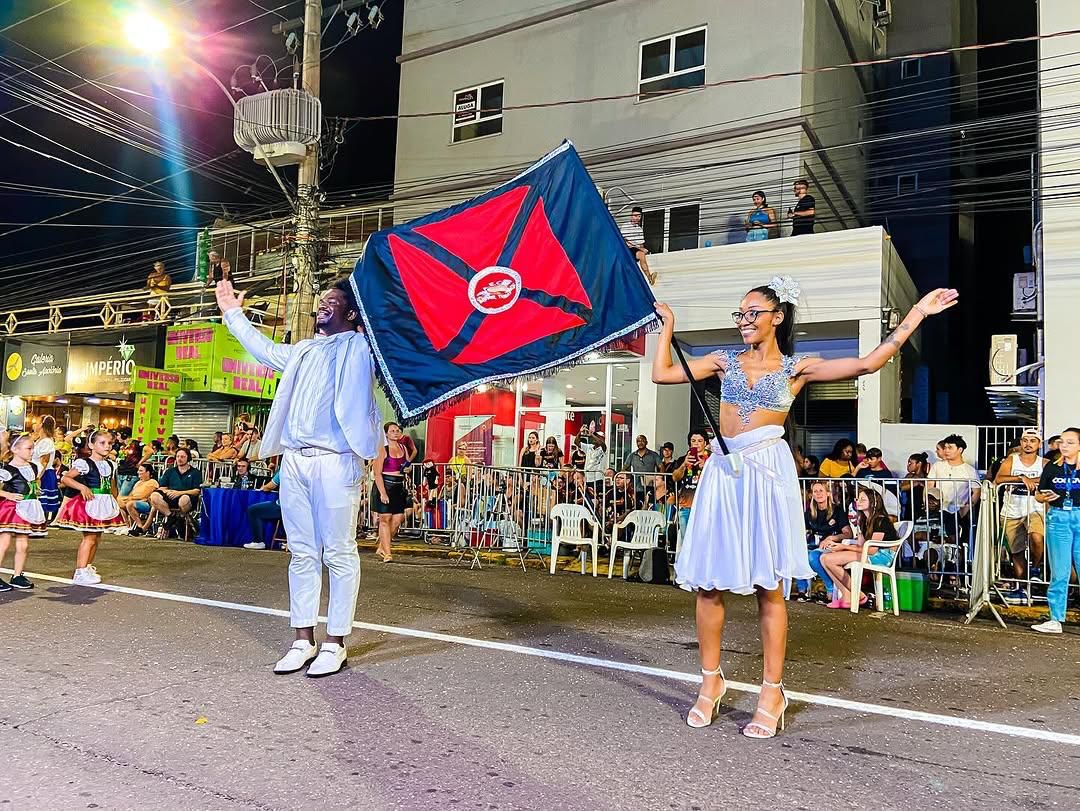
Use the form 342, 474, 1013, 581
2, 531, 1079, 810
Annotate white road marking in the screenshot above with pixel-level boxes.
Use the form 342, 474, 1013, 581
7, 567, 1080, 747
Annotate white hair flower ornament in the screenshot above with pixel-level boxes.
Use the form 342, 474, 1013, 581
767, 275, 801, 306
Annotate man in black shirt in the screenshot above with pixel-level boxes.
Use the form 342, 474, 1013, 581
787, 179, 816, 236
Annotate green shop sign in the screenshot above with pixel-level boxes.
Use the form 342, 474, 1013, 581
165, 322, 278, 399
130, 366, 183, 397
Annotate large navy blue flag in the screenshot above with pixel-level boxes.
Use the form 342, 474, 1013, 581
351, 141, 658, 424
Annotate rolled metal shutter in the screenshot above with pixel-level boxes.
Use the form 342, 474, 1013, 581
171, 401, 234, 455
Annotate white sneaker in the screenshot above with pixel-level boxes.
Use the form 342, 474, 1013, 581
306, 642, 347, 678
243, 541, 267, 550
273, 640, 317, 674
1031, 620, 1063, 635
72, 567, 101, 586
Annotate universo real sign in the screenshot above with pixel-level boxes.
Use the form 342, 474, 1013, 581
165, 323, 278, 398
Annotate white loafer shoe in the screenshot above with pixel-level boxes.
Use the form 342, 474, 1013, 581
243, 541, 266, 550
273, 640, 318, 674
306, 643, 347, 678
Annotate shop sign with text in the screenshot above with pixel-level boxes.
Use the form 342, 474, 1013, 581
1, 341, 67, 396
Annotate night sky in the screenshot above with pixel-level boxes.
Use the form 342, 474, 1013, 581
0, 0, 402, 307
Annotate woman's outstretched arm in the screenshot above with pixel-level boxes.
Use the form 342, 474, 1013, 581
797, 289, 958, 384
651, 303, 727, 384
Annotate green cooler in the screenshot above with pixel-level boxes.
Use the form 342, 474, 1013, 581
890, 571, 928, 612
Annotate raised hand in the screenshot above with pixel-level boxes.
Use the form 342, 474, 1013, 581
655, 302, 675, 325
917, 288, 959, 316
215, 280, 245, 314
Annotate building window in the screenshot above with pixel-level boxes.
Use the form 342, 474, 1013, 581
900, 58, 921, 80
452, 80, 503, 143
897, 173, 919, 196
642, 204, 700, 253
639, 26, 706, 99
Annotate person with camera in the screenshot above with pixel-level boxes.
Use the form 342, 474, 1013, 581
672, 430, 709, 542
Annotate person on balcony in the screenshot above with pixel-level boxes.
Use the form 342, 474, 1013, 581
619, 206, 656, 284
207, 250, 231, 287
145, 260, 172, 320
652, 277, 956, 738
744, 191, 777, 242
786, 179, 816, 236
854, 448, 893, 480
216, 277, 381, 678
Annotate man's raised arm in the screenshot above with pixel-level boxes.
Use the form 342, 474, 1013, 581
216, 281, 294, 373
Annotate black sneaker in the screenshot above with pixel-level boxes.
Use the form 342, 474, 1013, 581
0, 578, 12, 593
8, 574, 33, 590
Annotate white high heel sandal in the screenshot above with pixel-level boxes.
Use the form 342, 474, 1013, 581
742, 679, 788, 739
686, 664, 727, 728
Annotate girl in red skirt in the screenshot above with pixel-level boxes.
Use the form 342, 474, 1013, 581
57, 430, 125, 586
0, 434, 46, 592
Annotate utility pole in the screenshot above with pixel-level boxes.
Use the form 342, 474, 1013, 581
286, 0, 323, 343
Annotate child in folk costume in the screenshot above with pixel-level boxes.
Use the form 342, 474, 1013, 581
56, 430, 126, 586
0, 434, 46, 592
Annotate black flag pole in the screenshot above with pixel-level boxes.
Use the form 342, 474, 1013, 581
668, 335, 731, 456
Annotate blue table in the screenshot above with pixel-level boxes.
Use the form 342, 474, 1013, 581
196, 487, 279, 547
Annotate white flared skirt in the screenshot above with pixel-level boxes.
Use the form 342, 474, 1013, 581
675, 425, 813, 595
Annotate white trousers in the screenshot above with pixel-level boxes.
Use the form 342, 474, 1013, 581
280, 450, 363, 636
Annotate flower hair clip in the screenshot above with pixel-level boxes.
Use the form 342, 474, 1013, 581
767, 275, 801, 306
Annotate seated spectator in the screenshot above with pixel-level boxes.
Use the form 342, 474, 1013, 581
183, 438, 201, 460
619, 205, 656, 284
115, 437, 143, 498
802, 455, 820, 477
820, 485, 899, 609
796, 481, 852, 602
211, 431, 224, 455
646, 473, 678, 550
232, 457, 258, 490
854, 447, 893, 480
243, 469, 281, 551
120, 463, 159, 535
606, 472, 640, 533
208, 434, 238, 462
819, 439, 856, 479
568, 470, 595, 512
149, 448, 203, 536
744, 190, 777, 242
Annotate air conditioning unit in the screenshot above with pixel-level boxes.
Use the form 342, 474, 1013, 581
989, 334, 1018, 385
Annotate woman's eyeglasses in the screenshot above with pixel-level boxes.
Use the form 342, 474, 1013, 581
731, 308, 777, 325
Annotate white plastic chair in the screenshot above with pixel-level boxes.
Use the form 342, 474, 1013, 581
609, 510, 665, 579
549, 503, 601, 576
846, 520, 912, 616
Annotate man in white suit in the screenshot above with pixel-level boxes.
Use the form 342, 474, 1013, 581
217, 278, 382, 677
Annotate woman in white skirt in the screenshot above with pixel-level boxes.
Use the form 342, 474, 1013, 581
653, 276, 957, 738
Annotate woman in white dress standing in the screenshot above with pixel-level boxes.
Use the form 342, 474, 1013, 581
652, 277, 957, 738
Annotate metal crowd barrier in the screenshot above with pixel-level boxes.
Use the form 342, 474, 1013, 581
357, 462, 693, 573
986, 481, 1072, 610
797, 475, 982, 599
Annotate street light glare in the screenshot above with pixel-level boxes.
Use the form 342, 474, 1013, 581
124, 9, 171, 52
